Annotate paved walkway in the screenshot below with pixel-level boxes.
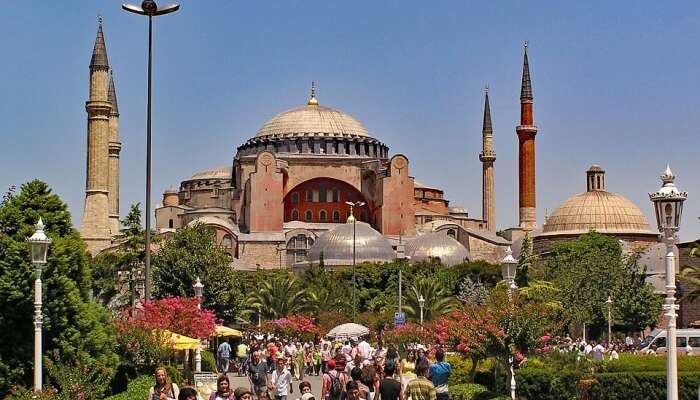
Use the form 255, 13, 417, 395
228, 372, 324, 399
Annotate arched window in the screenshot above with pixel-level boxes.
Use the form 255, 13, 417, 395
333, 211, 340, 222
447, 229, 456, 239
305, 210, 313, 222
168, 219, 174, 229
291, 209, 300, 221
319, 210, 327, 222
222, 234, 233, 249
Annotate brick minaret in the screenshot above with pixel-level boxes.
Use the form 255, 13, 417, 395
81, 18, 112, 253
516, 43, 538, 231
479, 86, 496, 231
107, 71, 122, 236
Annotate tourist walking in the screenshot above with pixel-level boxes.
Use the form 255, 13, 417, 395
322, 360, 347, 400
234, 387, 254, 400
178, 387, 199, 400
270, 358, 294, 400
428, 350, 451, 400
218, 339, 233, 373
248, 351, 270, 400
210, 375, 235, 400
377, 363, 402, 400
149, 367, 180, 400
346, 381, 366, 400
404, 362, 436, 400
400, 349, 417, 388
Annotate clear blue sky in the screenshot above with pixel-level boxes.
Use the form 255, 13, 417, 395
1, 1, 698, 241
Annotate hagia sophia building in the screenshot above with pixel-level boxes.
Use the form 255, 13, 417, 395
77, 19, 700, 331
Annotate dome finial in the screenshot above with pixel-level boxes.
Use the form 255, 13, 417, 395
308, 81, 318, 106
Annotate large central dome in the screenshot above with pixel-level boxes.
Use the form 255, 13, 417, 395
255, 90, 369, 139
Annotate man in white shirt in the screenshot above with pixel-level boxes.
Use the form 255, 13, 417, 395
591, 341, 605, 361
270, 358, 293, 400
285, 341, 298, 357
625, 335, 633, 350
357, 338, 371, 361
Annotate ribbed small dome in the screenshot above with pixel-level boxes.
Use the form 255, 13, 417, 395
189, 165, 231, 180
255, 104, 369, 138
406, 232, 470, 266
542, 191, 652, 235
308, 222, 395, 266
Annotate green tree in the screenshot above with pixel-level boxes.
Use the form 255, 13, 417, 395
152, 223, 244, 322
545, 231, 662, 334
680, 242, 700, 301
516, 233, 536, 287
245, 274, 313, 318
402, 276, 460, 321
0, 181, 118, 395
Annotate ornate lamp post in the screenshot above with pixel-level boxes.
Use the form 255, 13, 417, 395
605, 296, 613, 344
193, 277, 204, 372
418, 295, 425, 328
501, 246, 517, 400
345, 200, 365, 321
122, 0, 180, 301
27, 219, 51, 392
649, 165, 687, 400
118, 267, 144, 308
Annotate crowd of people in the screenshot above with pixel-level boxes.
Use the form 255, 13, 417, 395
200, 335, 451, 400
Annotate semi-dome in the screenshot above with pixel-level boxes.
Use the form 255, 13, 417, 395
307, 222, 395, 266
406, 232, 470, 266
189, 165, 232, 180
540, 166, 653, 236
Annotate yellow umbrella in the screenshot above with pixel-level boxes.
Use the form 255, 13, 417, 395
161, 330, 200, 351
213, 325, 242, 338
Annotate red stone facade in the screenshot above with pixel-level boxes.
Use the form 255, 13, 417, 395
283, 177, 369, 223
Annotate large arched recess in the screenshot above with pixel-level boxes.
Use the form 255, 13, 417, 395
284, 177, 370, 224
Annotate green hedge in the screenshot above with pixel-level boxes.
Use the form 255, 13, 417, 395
515, 369, 700, 400
105, 375, 152, 400
450, 383, 488, 400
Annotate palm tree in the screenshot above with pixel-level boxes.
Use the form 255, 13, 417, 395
403, 277, 460, 321
680, 242, 700, 301
306, 285, 351, 315
245, 274, 313, 319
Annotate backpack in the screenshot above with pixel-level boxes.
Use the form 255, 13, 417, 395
329, 372, 343, 400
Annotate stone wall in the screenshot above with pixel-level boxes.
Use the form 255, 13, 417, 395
239, 241, 285, 268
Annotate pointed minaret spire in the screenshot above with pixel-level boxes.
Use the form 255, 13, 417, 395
307, 81, 318, 106
480, 85, 496, 232
516, 41, 538, 231
90, 16, 109, 70
520, 41, 533, 101
108, 71, 119, 115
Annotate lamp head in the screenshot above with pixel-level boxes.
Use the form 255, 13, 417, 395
193, 276, 204, 298
27, 218, 51, 264
500, 246, 517, 282
649, 164, 687, 233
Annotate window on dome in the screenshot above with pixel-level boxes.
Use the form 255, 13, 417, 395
222, 234, 233, 249
447, 229, 456, 239
305, 210, 313, 222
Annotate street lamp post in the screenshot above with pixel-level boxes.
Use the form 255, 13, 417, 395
193, 277, 204, 372
418, 295, 425, 328
649, 165, 687, 400
122, 0, 180, 301
605, 296, 613, 344
27, 219, 51, 392
345, 200, 365, 321
501, 246, 518, 400
118, 267, 144, 309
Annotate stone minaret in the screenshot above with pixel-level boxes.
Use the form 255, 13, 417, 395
516, 43, 538, 231
479, 86, 496, 231
107, 71, 122, 236
81, 18, 113, 253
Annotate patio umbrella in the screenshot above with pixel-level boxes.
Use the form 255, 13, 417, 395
213, 325, 243, 338
327, 323, 370, 340
162, 330, 200, 351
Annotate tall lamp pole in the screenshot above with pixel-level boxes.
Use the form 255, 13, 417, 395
418, 295, 425, 328
605, 296, 613, 344
345, 200, 365, 321
501, 246, 518, 400
193, 277, 204, 373
27, 219, 51, 392
649, 165, 687, 400
122, 0, 180, 301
